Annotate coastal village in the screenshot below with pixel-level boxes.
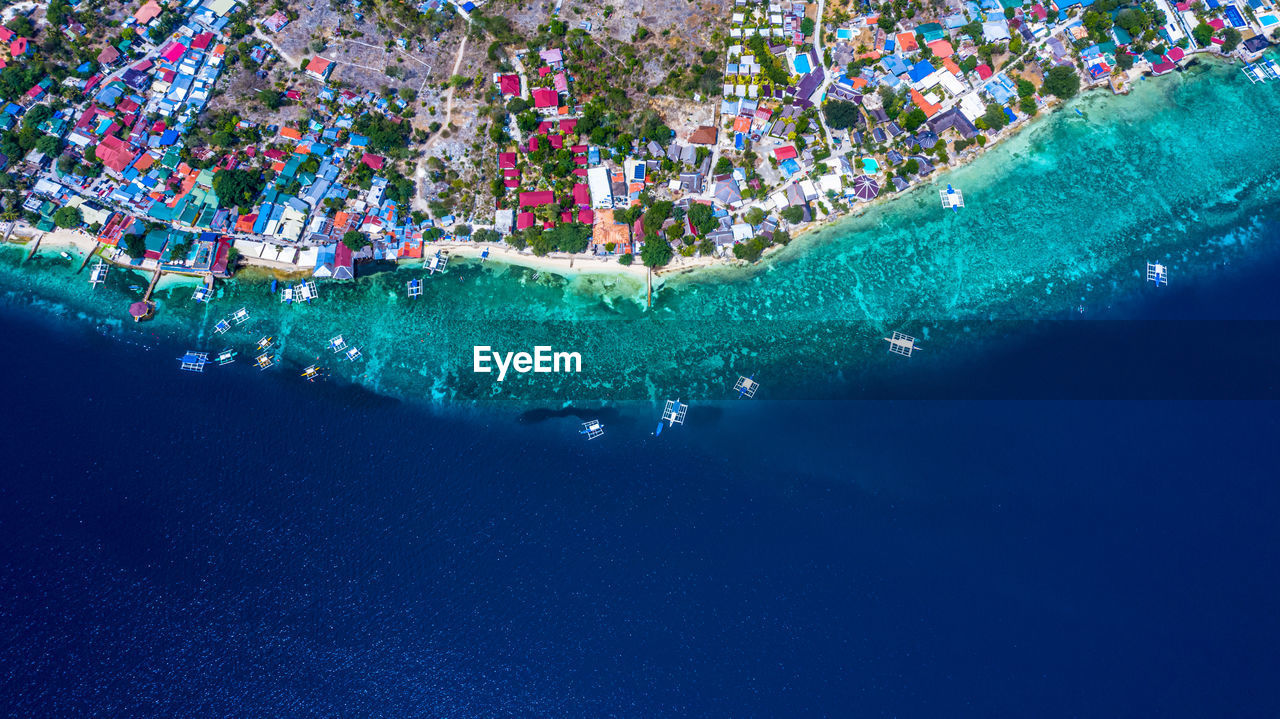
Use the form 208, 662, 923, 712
1, 0, 1278, 289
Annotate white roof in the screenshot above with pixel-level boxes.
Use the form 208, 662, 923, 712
959, 93, 986, 122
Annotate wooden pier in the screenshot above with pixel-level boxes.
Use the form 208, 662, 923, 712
76, 242, 101, 273
142, 265, 164, 302
22, 232, 42, 262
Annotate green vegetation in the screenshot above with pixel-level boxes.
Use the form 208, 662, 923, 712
1222, 28, 1242, 52
213, 169, 265, 210
746, 35, 791, 86
1042, 66, 1081, 99
1192, 23, 1213, 47
617, 253, 634, 266
824, 100, 861, 130
982, 103, 1009, 131
781, 206, 804, 224
687, 203, 717, 235
902, 108, 927, 132
123, 232, 147, 260
353, 113, 412, 156
342, 230, 371, 252
53, 206, 82, 229
640, 237, 672, 268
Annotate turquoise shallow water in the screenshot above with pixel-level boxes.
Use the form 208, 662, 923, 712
4, 59, 1280, 402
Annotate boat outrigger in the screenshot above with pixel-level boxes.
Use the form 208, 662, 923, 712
407, 278, 423, 298
425, 251, 448, 275
256, 336, 274, 351
212, 318, 231, 334
344, 346, 362, 362
733, 375, 759, 399
215, 348, 237, 365
280, 285, 294, 303
254, 353, 274, 370
940, 184, 964, 211
580, 420, 605, 440
1146, 261, 1168, 287
328, 335, 348, 353
885, 331, 921, 357
89, 261, 108, 288
229, 308, 250, 325
655, 399, 688, 436
178, 351, 209, 372
301, 364, 324, 382
295, 280, 317, 303
192, 286, 214, 303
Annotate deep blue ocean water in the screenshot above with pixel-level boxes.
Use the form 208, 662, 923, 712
3, 250, 1280, 716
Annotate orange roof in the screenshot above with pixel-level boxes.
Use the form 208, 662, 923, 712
176, 162, 192, 175
212, 44, 226, 57
133, 0, 162, 25
333, 211, 351, 230
910, 89, 941, 118
856, 51, 882, 60
235, 214, 257, 232
896, 32, 919, 52
278, 127, 302, 140
271, 161, 285, 172
557, 106, 569, 115
850, 76, 868, 89
733, 116, 752, 133
927, 40, 954, 58
943, 58, 961, 75
132, 153, 154, 171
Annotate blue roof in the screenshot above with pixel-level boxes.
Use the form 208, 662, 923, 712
884, 38, 896, 53
159, 129, 179, 145
908, 60, 936, 83
1004, 107, 1016, 123
882, 56, 909, 76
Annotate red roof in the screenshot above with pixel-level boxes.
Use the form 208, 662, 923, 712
1164, 46, 1184, 63
976, 64, 993, 80
1207, 18, 1224, 29
773, 145, 798, 161
570, 144, 588, 153
532, 87, 557, 108
191, 32, 214, 50
577, 208, 594, 225
1152, 61, 1176, 75
895, 32, 919, 52
560, 119, 578, 134
95, 134, 136, 173
10, 38, 29, 57
537, 121, 553, 134
360, 153, 385, 170
548, 134, 564, 149
560, 211, 573, 224
573, 183, 589, 206
498, 152, 517, 169
517, 211, 536, 229
498, 74, 520, 95
519, 190, 555, 207
305, 57, 333, 76
528, 136, 539, 152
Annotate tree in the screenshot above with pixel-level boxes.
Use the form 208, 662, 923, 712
1117, 52, 1134, 71
878, 14, 896, 32
212, 169, 265, 209
640, 237, 672, 268
902, 108, 927, 132
1019, 96, 1038, 116
1192, 23, 1213, 47
258, 89, 282, 109
342, 230, 371, 252
36, 135, 60, 157
1042, 66, 1080, 99
642, 200, 673, 238
1222, 27, 1241, 52
687, 203, 717, 235
744, 207, 765, 225
983, 103, 1009, 131
1116, 8, 1150, 36
714, 157, 734, 174
781, 205, 804, 223
53, 206, 83, 229
123, 233, 147, 259
800, 17, 815, 35
617, 253, 634, 265
824, 100, 861, 130
1016, 78, 1036, 99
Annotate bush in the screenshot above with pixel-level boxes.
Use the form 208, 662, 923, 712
53, 206, 83, 229
1042, 66, 1081, 99
617, 253, 633, 265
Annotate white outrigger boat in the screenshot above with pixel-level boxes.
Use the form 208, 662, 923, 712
178, 351, 209, 372
733, 374, 759, 398
328, 335, 348, 353
940, 184, 964, 211
254, 353, 274, 370
280, 285, 294, 303
89, 261, 108, 288
425, 251, 448, 275
655, 399, 688, 436
229, 307, 250, 325
256, 336, 274, 351
215, 348, 237, 365
885, 331, 921, 357
344, 346, 362, 362
294, 280, 317, 303
580, 419, 605, 440
301, 364, 324, 382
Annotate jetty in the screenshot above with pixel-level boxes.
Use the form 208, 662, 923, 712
885, 332, 921, 357
22, 232, 42, 262
580, 420, 605, 440
733, 375, 759, 398
76, 243, 101, 274
141, 266, 163, 304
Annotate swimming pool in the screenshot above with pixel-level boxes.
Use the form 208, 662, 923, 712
837, 28, 853, 40
862, 157, 879, 174
794, 54, 812, 74
1260, 14, 1277, 26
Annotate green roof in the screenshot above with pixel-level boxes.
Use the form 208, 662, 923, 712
1112, 26, 1132, 44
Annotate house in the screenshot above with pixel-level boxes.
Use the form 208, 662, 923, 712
263, 10, 290, 32
305, 57, 334, 80
498, 74, 520, 95
532, 87, 557, 108
688, 125, 718, 145
928, 107, 979, 140
518, 190, 556, 207
95, 134, 137, 174
97, 46, 121, 65
133, 0, 163, 26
